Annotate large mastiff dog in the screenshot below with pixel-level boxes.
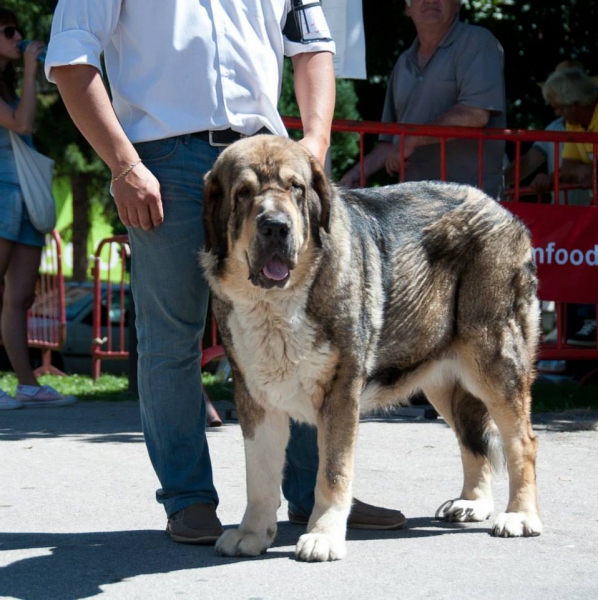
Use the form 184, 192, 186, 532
200, 135, 542, 562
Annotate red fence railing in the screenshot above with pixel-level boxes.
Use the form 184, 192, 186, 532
284, 116, 598, 202
90, 234, 131, 380
27, 230, 67, 376
90, 235, 222, 424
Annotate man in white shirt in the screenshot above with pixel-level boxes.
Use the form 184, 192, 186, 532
45, 0, 405, 544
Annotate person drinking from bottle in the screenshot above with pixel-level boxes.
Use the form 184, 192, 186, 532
0, 6, 77, 409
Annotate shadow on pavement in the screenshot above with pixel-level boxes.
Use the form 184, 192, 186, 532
0, 516, 492, 600
1, 529, 231, 600
0, 401, 144, 444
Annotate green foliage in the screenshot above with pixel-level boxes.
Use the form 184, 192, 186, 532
202, 372, 234, 402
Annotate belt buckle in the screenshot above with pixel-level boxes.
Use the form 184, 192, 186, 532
208, 130, 247, 147
208, 131, 230, 147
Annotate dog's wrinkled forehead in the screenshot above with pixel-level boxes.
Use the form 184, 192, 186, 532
215, 135, 313, 190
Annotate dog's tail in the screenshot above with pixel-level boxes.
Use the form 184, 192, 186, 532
452, 388, 505, 472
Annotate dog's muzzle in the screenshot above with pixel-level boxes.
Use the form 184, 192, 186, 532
249, 214, 295, 289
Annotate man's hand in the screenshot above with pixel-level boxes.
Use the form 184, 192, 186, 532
529, 173, 554, 194
385, 136, 417, 176
339, 166, 361, 188
339, 141, 393, 188
298, 135, 328, 168
112, 162, 164, 230
561, 159, 593, 188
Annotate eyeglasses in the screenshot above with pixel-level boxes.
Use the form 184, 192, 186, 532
0, 25, 18, 39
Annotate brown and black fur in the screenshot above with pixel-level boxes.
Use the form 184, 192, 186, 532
200, 135, 542, 562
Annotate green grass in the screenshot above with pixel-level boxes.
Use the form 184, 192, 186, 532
201, 372, 234, 402
531, 380, 598, 413
0, 371, 135, 402
0, 371, 233, 403
1, 371, 596, 413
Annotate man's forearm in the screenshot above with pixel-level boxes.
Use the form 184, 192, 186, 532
291, 51, 335, 165
52, 64, 163, 230
409, 104, 491, 150
51, 65, 139, 176
504, 147, 547, 187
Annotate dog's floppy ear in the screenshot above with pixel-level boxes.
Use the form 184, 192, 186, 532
203, 168, 229, 257
308, 154, 332, 234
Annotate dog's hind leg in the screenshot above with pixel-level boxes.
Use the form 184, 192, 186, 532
216, 408, 290, 557
457, 350, 542, 537
424, 383, 496, 523
483, 392, 542, 537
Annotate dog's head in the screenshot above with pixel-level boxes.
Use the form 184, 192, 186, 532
202, 135, 332, 291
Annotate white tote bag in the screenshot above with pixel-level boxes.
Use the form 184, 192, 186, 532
8, 130, 57, 233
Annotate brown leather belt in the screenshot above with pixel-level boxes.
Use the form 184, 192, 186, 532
194, 127, 271, 147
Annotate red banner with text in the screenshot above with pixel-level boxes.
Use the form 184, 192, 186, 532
504, 203, 598, 304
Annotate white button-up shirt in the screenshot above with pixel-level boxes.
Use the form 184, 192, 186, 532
46, 0, 335, 143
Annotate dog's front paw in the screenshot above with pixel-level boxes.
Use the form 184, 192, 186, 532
491, 512, 542, 537
295, 532, 347, 562
436, 498, 494, 522
215, 527, 275, 557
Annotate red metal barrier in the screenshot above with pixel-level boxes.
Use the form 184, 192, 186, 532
283, 116, 598, 201
284, 117, 598, 368
90, 235, 131, 380
28, 230, 67, 377
90, 234, 222, 424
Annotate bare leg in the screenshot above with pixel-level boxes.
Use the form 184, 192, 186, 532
1, 241, 42, 386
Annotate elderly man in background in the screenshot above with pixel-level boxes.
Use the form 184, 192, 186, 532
341, 0, 506, 198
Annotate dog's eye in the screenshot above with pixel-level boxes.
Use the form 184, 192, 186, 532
290, 181, 304, 194
235, 186, 252, 202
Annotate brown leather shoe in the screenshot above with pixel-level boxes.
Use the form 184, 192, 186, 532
166, 503, 224, 544
288, 498, 407, 530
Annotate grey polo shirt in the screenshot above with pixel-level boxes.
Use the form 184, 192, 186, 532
380, 18, 506, 198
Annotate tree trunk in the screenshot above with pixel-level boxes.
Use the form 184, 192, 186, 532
71, 174, 91, 282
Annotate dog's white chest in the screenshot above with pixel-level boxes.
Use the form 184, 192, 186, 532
227, 301, 334, 424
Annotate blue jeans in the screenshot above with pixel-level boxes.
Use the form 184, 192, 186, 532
129, 134, 318, 518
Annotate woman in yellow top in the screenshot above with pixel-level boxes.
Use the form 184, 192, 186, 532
542, 66, 598, 190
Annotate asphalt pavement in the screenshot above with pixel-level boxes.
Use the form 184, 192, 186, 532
1, 401, 597, 600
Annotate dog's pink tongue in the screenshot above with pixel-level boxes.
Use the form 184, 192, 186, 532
263, 257, 289, 281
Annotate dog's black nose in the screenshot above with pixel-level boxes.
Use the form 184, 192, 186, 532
258, 215, 290, 241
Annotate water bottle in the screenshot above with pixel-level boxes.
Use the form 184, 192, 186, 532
18, 40, 46, 63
